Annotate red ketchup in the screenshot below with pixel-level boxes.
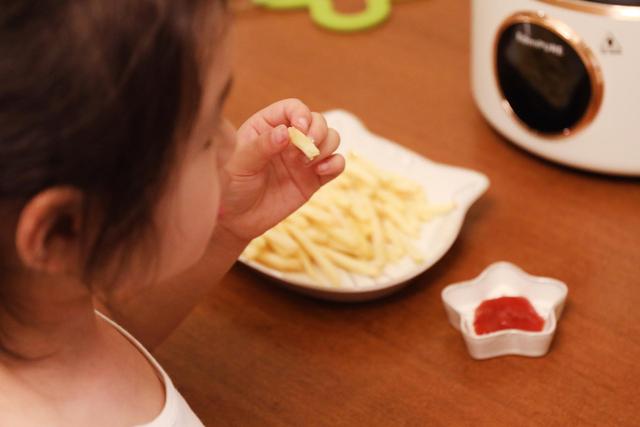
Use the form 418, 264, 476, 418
473, 296, 544, 335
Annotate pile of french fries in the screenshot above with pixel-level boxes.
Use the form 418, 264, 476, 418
242, 152, 455, 288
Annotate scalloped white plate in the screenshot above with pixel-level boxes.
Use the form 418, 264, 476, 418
239, 110, 489, 301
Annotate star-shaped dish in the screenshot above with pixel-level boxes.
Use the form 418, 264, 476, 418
441, 262, 568, 359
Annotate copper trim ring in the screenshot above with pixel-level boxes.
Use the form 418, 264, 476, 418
537, 0, 640, 20
493, 11, 604, 139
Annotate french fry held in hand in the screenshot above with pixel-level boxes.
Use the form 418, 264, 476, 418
242, 151, 455, 288
288, 127, 320, 160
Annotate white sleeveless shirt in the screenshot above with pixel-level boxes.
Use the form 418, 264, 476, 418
96, 312, 204, 427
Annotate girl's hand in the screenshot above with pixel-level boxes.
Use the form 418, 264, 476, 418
218, 99, 344, 242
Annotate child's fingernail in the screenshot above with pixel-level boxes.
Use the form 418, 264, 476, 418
316, 161, 331, 174
296, 117, 309, 131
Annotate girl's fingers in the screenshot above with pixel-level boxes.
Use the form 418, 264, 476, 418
310, 128, 340, 166
306, 112, 328, 147
315, 154, 346, 180
262, 98, 312, 133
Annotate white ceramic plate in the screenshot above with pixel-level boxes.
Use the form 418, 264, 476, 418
239, 110, 489, 301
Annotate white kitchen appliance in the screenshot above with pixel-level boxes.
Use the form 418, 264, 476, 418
471, 0, 640, 175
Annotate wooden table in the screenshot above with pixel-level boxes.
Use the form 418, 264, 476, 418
155, 1, 640, 425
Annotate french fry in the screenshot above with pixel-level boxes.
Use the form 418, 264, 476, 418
256, 252, 303, 272
288, 127, 319, 160
370, 203, 386, 268
323, 238, 358, 257
376, 201, 412, 235
263, 228, 298, 257
287, 212, 310, 228
349, 193, 371, 223
382, 219, 407, 262
323, 247, 381, 277
387, 173, 422, 195
298, 248, 323, 284
243, 242, 261, 260
286, 225, 342, 287
345, 163, 378, 187
298, 204, 334, 226
304, 227, 329, 244
243, 235, 267, 260
326, 227, 359, 252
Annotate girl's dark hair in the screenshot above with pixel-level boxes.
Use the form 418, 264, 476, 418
0, 0, 223, 279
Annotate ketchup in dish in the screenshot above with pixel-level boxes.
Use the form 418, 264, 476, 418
473, 296, 544, 335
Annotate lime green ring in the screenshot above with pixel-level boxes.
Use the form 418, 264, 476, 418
253, 0, 391, 32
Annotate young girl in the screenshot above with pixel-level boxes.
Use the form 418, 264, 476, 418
0, 1, 344, 425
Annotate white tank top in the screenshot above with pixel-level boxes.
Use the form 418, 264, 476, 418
96, 312, 204, 427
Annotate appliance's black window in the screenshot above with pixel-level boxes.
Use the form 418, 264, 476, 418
496, 22, 592, 134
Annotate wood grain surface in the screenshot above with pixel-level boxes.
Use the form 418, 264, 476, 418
155, 1, 640, 425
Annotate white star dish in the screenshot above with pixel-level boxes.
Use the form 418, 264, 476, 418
441, 262, 568, 360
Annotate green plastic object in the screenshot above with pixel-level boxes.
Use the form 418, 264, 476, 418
253, 0, 391, 32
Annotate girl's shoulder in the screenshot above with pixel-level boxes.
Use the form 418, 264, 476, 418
96, 312, 205, 427
0, 371, 62, 426
0, 313, 165, 427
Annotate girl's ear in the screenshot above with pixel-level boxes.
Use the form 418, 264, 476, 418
15, 187, 86, 276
